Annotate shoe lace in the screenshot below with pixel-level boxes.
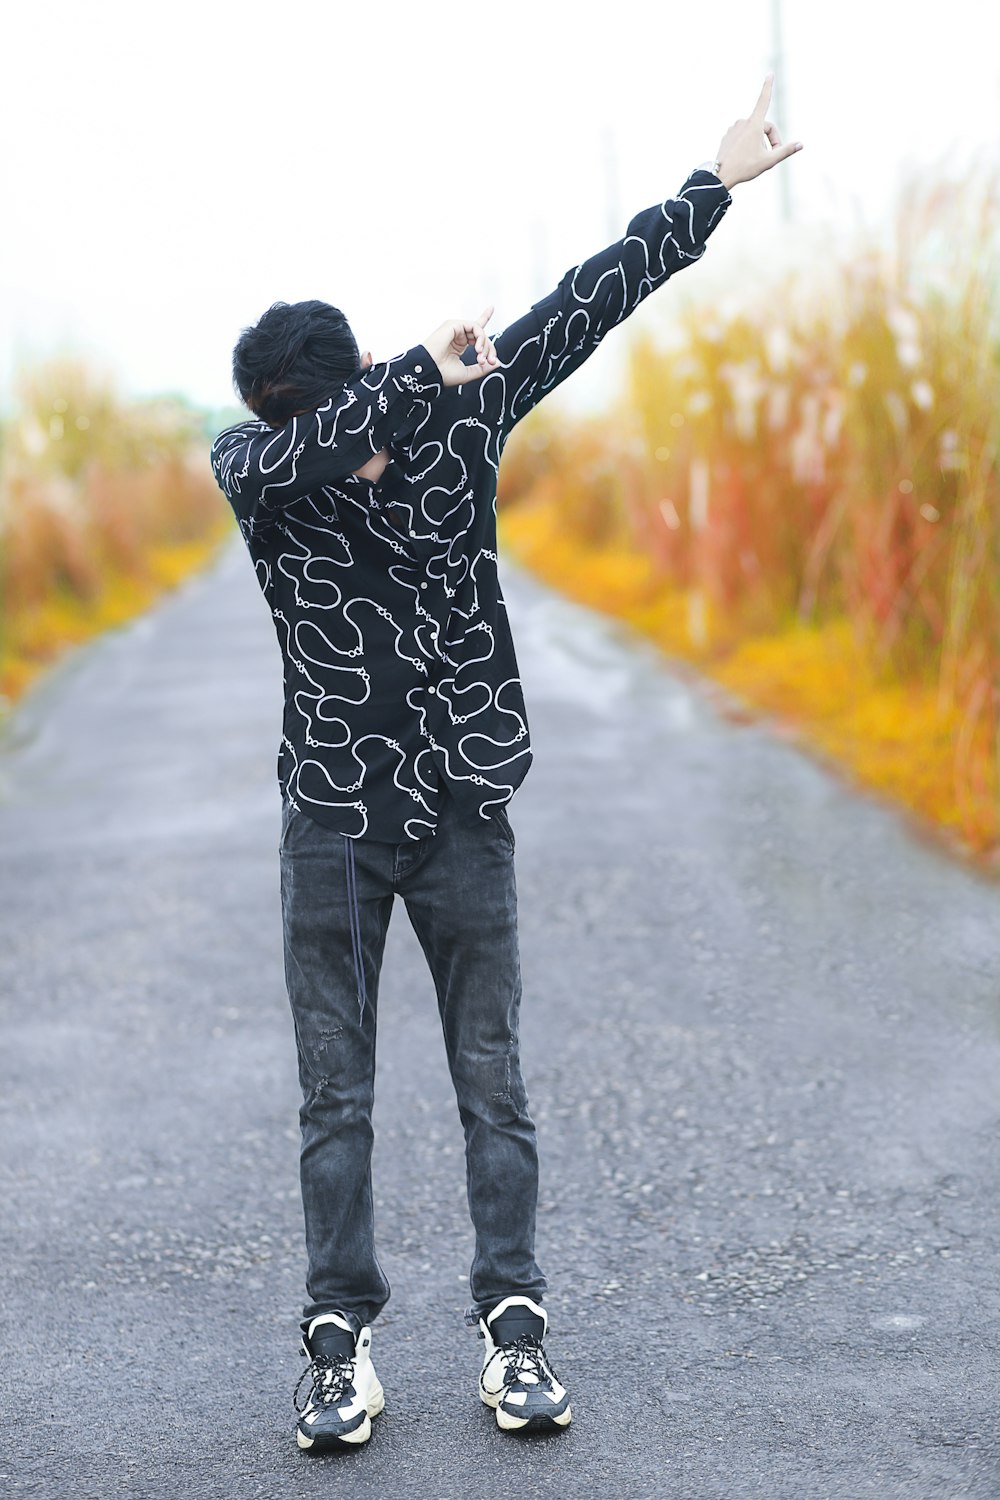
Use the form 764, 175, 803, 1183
293, 1351, 356, 1415
498, 1333, 561, 1389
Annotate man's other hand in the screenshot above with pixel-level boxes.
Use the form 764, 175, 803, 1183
424, 308, 500, 387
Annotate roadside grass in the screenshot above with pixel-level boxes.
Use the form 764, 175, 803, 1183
0, 358, 234, 714
497, 157, 1000, 869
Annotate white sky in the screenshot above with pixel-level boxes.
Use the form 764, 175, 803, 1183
2, 0, 998, 418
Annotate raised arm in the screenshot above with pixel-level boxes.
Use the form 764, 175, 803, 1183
493, 167, 733, 437
492, 74, 804, 436
209, 344, 444, 539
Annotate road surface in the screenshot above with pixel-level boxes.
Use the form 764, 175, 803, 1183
1, 534, 998, 1499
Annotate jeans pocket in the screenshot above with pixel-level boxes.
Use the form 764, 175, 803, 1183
494, 805, 516, 854
279, 794, 312, 855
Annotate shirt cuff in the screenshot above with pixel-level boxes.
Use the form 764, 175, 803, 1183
684, 165, 733, 195
678, 168, 734, 234
389, 342, 445, 398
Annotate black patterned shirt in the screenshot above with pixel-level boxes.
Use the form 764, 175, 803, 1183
210, 166, 732, 842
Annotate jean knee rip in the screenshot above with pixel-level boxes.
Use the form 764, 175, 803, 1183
474, 1048, 528, 1124
310, 1025, 345, 1063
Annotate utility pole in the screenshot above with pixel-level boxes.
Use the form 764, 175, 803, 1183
531, 212, 548, 297
771, 0, 794, 224
602, 120, 621, 242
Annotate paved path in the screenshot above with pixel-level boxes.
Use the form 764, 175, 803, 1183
1, 534, 998, 1500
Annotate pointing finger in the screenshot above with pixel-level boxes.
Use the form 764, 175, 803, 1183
472, 311, 496, 352
752, 71, 774, 121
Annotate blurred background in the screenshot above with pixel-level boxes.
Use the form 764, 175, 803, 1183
1, 0, 997, 864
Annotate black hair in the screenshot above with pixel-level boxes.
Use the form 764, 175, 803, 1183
232, 299, 361, 427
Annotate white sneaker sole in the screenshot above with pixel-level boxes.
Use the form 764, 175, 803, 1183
480, 1385, 573, 1431
296, 1380, 385, 1450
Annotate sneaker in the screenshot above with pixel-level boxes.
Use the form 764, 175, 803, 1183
478, 1295, 572, 1431
293, 1311, 385, 1450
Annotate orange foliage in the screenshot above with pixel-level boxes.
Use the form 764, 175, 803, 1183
496, 158, 1000, 868
0, 359, 233, 714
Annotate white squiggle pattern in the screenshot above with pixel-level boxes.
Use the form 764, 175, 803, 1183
210, 169, 732, 841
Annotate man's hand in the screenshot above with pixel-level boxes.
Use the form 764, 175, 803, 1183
423, 308, 499, 387
714, 73, 803, 190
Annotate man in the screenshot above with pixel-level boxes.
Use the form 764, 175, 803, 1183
210, 74, 802, 1452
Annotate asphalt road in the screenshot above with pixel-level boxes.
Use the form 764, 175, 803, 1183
1, 533, 998, 1500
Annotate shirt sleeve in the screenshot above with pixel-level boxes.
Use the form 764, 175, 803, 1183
493, 167, 733, 436
210, 342, 444, 537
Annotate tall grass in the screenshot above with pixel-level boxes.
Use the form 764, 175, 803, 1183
498, 159, 1000, 863
0, 358, 232, 709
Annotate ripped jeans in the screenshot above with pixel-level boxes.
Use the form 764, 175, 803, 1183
278, 782, 547, 1336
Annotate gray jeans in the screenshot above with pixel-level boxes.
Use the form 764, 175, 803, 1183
278, 782, 547, 1335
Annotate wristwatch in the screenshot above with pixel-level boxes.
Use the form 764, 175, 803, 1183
695, 158, 724, 179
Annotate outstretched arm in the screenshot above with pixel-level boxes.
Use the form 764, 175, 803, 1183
492, 73, 803, 437
492, 168, 733, 436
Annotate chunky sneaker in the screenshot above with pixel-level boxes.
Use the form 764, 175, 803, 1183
293, 1311, 384, 1450
478, 1295, 572, 1432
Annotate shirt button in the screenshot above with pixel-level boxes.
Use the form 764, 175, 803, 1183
420, 581, 427, 589
414, 364, 422, 374
427, 685, 436, 694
